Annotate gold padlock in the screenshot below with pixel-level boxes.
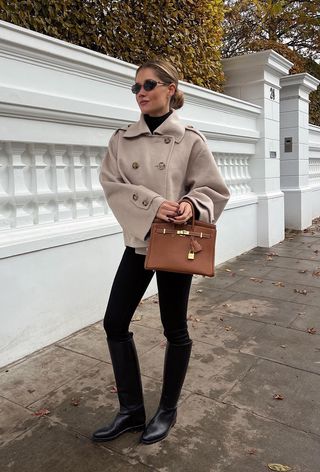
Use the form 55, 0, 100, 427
188, 250, 195, 260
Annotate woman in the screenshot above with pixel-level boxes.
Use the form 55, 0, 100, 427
92, 59, 230, 445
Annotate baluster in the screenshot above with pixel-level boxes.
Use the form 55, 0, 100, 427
12, 143, 35, 227
0, 142, 11, 229
34, 144, 56, 224
91, 148, 104, 192
55, 145, 74, 221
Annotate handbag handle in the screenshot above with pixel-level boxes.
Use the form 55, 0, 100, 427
153, 200, 195, 227
181, 199, 195, 230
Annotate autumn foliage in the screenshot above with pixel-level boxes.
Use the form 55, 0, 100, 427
223, 0, 320, 125
0, 0, 225, 91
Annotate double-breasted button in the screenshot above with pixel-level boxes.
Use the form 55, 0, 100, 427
132, 161, 139, 169
132, 193, 138, 201
164, 137, 171, 144
142, 200, 149, 206
158, 162, 166, 170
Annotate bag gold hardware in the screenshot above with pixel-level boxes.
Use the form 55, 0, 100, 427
177, 230, 190, 236
188, 250, 195, 260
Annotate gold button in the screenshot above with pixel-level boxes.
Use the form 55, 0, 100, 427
142, 200, 149, 206
132, 162, 139, 169
164, 137, 171, 144
132, 193, 138, 201
158, 162, 166, 170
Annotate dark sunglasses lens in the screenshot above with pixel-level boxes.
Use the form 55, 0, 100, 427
144, 80, 157, 91
131, 83, 141, 94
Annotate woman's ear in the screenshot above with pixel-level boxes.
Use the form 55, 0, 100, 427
168, 83, 176, 97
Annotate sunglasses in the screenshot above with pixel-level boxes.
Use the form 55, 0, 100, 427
131, 79, 167, 94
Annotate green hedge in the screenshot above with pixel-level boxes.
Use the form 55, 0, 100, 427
0, 0, 225, 91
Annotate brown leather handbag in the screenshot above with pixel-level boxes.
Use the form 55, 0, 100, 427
144, 208, 217, 277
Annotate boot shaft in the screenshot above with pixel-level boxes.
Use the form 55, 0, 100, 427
160, 340, 193, 410
107, 335, 144, 413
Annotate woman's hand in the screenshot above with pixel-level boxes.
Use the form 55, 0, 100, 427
156, 200, 180, 222
172, 201, 193, 225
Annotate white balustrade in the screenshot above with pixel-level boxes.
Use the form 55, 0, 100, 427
215, 153, 252, 197
0, 141, 107, 230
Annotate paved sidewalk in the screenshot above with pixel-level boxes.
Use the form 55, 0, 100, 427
1, 222, 320, 472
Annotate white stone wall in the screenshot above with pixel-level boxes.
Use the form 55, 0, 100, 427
0, 20, 318, 367
309, 124, 320, 219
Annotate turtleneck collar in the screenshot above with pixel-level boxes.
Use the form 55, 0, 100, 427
144, 110, 172, 134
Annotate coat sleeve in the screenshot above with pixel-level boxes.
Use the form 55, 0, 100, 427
181, 137, 230, 223
99, 131, 165, 241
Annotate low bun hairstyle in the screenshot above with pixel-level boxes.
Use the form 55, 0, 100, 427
136, 59, 184, 110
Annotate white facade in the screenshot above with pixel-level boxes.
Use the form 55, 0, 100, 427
0, 21, 319, 367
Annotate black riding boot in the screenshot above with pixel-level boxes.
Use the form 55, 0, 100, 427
92, 334, 146, 442
141, 340, 192, 445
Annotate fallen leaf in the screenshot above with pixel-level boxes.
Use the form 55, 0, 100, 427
272, 281, 285, 287
298, 312, 305, 316
224, 326, 232, 331
266, 256, 273, 261
225, 268, 232, 272
247, 448, 257, 455
280, 345, 286, 348
219, 316, 224, 321
71, 397, 81, 406
307, 327, 317, 334
196, 289, 203, 293
312, 270, 320, 277
267, 464, 292, 471
273, 393, 284, 400
32, 408, 50, 417
110, 386, 117, 393
294, 289, 307, 295
153, 299, 159, 304
132, 314, 142, 321
298, 269, 308, 274
266, 252, 279, 257
222, 303, 232, 308
250, 277, 263, 283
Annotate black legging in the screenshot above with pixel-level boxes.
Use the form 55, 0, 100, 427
104, 247, 192, 345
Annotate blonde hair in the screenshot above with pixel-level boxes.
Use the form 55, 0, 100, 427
136, 59, 184, 110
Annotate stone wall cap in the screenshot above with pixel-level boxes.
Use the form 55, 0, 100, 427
222, 49, 293, 76
280, 73, 320, 92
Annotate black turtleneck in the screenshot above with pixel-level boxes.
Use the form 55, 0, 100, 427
144, 110, 172, 134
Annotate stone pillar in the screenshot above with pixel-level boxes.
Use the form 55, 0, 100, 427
280, 73, 319, 230
222, 50, 292, 246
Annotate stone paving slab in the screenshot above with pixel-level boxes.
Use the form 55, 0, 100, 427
224, 358, 320, 436
289, 305, 320, 333
139, 341, 256, 400
240, 324, 320, 374
228, 275, 320, 306
213, 292, 304, 327
0, 420, 153, 472
0, 396, 35, 447
262, 266, 320, 288
0, 346, 99, 407
124, 394, 320, 472
57, 322, 164, 363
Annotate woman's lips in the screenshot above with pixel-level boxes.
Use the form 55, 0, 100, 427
139, 100, 149, 106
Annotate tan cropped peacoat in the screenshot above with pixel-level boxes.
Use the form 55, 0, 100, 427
99, 110, 230, 254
